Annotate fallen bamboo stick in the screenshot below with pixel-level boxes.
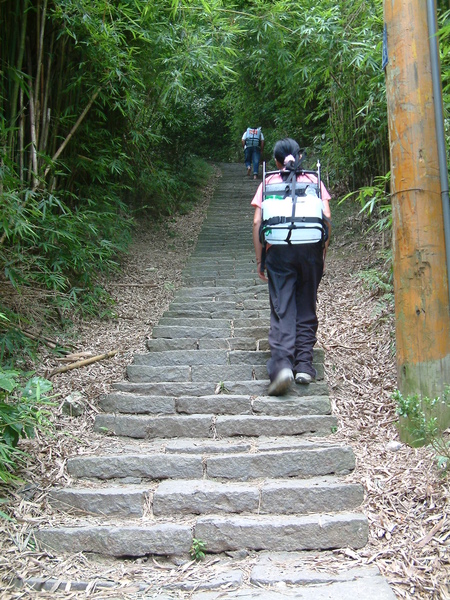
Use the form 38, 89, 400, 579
48, 349, 118, 377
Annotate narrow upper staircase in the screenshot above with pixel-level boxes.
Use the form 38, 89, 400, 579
34, 164, 395, 598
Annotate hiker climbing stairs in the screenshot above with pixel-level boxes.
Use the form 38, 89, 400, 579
30, 164, 397, 597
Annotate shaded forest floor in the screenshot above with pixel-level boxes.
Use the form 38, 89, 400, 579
1, 164, 449, 599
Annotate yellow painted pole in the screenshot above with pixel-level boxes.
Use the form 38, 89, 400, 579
384, 0, 450, 407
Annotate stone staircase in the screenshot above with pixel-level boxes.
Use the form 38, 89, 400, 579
33, 164, 395, 598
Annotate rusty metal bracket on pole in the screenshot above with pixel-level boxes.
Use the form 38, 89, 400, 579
427, 0, 450, 308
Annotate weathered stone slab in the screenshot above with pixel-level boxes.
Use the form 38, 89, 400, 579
98, 393, 176, 415
112, 381, 216, 397
145, 338, 258, 352
153, 480, 259, 515
176, 395, 252, 415
67, 453, 203, 480
191, 365, 267, 381
215, 415, 337, 438
259, 479, 364, 514
167, 569, 243, 591
206, 447, 355, 481
158, 317, 232, 328
127, 365, 191, 383
133, 350, 229, 367
192, 567, 396, 599
228, 348, 324, 367
250, 558, 382, 586
252, 396, 331, 416
94, 414, 213, 439
36, 524, 192, 557
174, 287, 236, 299
49, 487, 147, 516
152, 326, 231, 339
194, 513, 368, 552
113, 380, 329, 398
233, 327, 269, 339
164, 439, 252, 454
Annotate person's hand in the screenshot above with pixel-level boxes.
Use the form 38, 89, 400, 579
257, 264, 268, 282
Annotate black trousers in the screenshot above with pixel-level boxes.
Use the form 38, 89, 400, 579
265, 242, 324, 381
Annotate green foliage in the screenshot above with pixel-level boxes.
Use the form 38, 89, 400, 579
394, 388, 450, 475
190, 537, 207, 561
0, 368, 55, 485
356, 250, 394, 317
340, 172, 392, 233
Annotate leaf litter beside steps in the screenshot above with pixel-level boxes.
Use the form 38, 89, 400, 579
0, 168, 449, 599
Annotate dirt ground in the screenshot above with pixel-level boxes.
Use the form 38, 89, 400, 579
0, 165, 449, 599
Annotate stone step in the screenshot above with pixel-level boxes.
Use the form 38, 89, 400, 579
194, 513, 368, 553
132, 348, 324, 368
98, 392, 331, 416
156, 317, 272, 330
36, 511, 368, 557
126, 362, 324, 383
152, 478, 364, 517
151, 325, 270, 339
146, 337, 266, 352
111, 380, 329, 397
163, 308, 270, 319
167, 298, 269, 311
93, 413, 337, 440
48, 478, 363, 518
66, 445, 355, 481
36, 523, 192, 557
172, 287, 268, 301
182, 277, 260, 287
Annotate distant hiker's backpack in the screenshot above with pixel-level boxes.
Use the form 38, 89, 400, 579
246, 127, 261, 148
261, 161, 328, 245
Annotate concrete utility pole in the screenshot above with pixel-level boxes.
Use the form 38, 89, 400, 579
384, 0, 450, 406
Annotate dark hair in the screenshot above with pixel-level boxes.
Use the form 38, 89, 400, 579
273, 138, 303, 181
273, 138, 301, 166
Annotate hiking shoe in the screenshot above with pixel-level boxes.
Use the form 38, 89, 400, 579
247, 166, 251, 176
295, 372, 315, 385
268, 368, 294, 396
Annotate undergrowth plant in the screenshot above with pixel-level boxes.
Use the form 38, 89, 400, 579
339, 172, 392, 233
356, 250, 394, 318
394, 388, 450, 475
0, 368, 55, 485
190, 538, 207, 561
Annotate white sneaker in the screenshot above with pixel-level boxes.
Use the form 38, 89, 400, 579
295, 372, 314, 385
268, 368, 294, 396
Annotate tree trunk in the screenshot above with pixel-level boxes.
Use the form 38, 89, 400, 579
384, 0, 450, 413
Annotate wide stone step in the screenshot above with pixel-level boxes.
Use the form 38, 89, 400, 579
48, 486, 149, 516
163, 307, 269, 319
126, 362, 324, 383
48, 478, 363, 518
36, 512, 368, 557
93, 413, 337, 439
66, 445, 355, 481
98, 392, 331, 416
36, 524, 192, 557
125, 364, 268, 382
132, 348, 324, 368
196, 513, 368, 553
111, 380, 329, 397
146, 337, 265, 352
152, 478, 364, 516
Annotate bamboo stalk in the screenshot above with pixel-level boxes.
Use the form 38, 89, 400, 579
8, 0, 28, 153
44, 88, 101, 179
48, 350, 119, 377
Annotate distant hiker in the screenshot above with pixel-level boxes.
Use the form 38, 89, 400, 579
242, 127, 265, 180
251, 137, 332, 396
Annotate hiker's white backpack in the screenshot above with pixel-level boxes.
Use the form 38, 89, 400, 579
261, 161, 327, 245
